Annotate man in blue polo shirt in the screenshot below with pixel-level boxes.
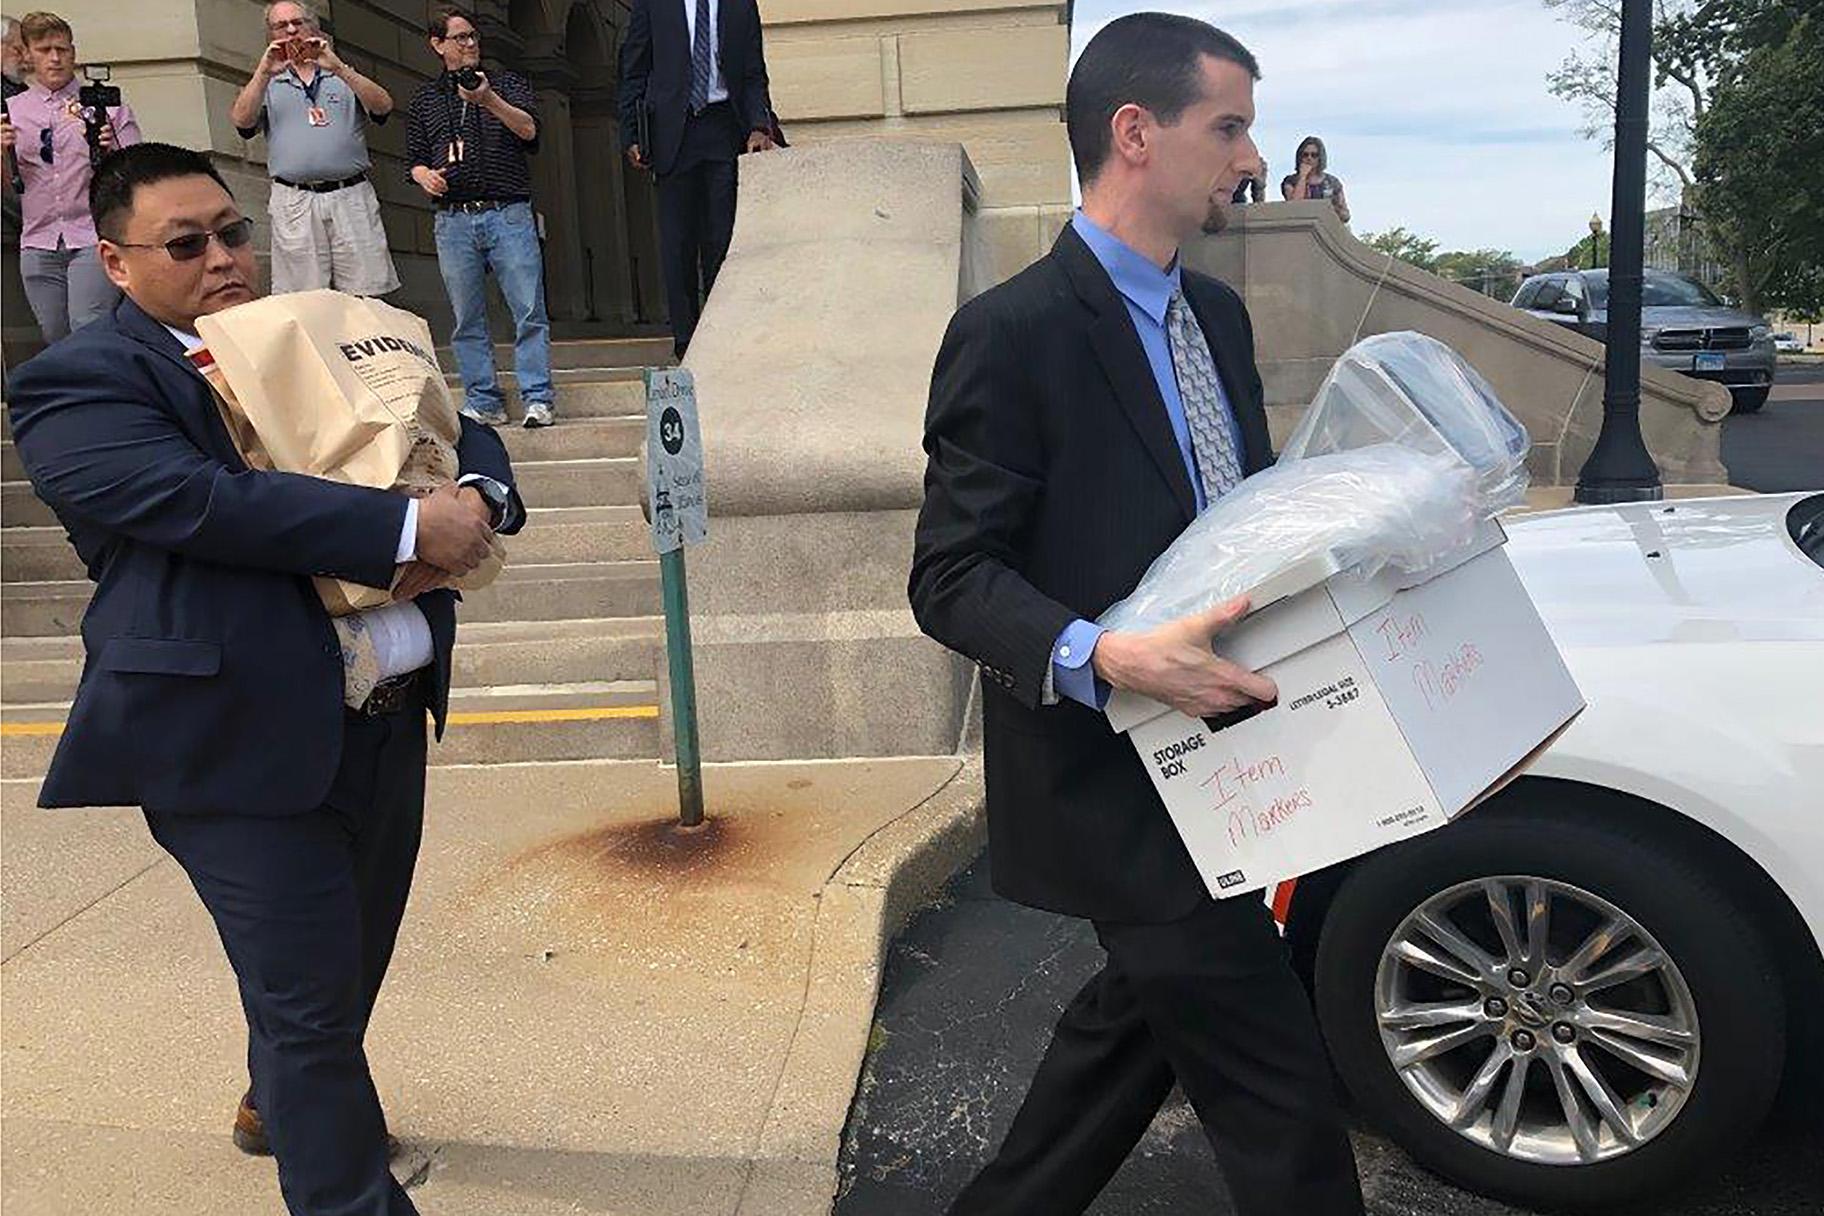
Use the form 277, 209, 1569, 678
228, 1, 399, 296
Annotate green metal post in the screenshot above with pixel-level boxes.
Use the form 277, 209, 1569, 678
660, 546, 705, 827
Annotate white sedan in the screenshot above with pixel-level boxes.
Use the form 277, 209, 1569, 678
1281, 491, 1824, 1212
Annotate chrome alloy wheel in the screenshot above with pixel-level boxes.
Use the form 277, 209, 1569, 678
1374, 876, 1701, 1166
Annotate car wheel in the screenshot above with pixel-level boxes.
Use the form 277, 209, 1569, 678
1730, 385, 1770, 413
1312, 799, 1785, 1212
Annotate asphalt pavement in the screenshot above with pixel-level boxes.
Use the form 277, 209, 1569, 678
836, 856, 1823, 1216
1721, 361, 1824, 492
835, 378, 1824, 1216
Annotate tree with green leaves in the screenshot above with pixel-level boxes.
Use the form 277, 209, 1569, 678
1544, 0, 1823, 315
1361, 227, 1440, 272
1360, 229, 1527, 299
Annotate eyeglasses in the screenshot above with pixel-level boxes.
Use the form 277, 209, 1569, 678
267, 17, 311, 31
439, 30, 480, 45
114, 218, 256, 261
39, 125, 52, 165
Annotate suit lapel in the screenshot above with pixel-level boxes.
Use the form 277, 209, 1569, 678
1054, 226, 1197, 522
1184, 281, 1274, 475
113, 296, 248, 469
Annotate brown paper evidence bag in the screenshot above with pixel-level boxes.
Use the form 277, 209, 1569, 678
188, 289, 506, 615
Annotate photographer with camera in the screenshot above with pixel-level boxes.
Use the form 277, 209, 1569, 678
0, 11, 140, 343
228, 2, 399, 297
404, 6, 555, 430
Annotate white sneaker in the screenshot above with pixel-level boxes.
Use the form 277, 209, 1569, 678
522, 402, 556, 429
459, 403, 509, 427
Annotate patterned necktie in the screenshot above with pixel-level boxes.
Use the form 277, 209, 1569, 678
689, 0, 714, 113
1166, 290, 1244, 503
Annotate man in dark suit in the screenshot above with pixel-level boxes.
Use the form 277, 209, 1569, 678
5, 142, 524, 1216
617, 0, 775, 359
909, 16, 1364, 1215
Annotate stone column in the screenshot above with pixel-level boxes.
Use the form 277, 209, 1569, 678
571, 83, 635, 323
521, 49, 589, 323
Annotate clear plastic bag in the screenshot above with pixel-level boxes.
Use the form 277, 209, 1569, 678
1099, 332, 1528, 633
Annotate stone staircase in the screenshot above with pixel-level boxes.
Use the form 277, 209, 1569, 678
0, 337, 672, 780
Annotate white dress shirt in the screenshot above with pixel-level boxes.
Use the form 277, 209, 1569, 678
165, 324, 435, 682
683, 0, 729, 105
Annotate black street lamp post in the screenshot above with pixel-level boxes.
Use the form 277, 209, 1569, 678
1576, 0, 1664, 503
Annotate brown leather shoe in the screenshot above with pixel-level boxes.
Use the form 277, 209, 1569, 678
234, 1090, 402, 1159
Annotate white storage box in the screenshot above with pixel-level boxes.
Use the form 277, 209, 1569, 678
1106, 520, 1583, 898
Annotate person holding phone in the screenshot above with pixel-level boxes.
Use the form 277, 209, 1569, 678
227, 1, 399, 297
0, 10, 140, 342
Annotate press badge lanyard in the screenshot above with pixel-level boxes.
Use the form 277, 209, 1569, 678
443, 80, 470, 165
291, 67, 330, 128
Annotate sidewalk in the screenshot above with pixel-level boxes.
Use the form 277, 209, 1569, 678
0, 756, 985, 1215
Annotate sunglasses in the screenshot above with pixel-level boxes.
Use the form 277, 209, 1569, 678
39, 125, 52, 165
114, 217, 256, 262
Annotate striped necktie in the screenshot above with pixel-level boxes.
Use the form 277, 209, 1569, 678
1166, 290, 1244, 503
689, 0, 714, 113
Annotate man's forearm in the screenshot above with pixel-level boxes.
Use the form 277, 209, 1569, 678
485, 94, 536, 142
230, 71, 271, 133
334, 63, 393, 117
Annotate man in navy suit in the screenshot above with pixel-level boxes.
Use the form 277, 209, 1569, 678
5, 142, 524, 1216
618, 0, 775, 359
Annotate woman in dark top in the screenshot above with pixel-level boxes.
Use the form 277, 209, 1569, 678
1281, 135, 1350, 223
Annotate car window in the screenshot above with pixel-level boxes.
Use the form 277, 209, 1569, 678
1533, 279, 1565, 309
1588, 277, 1609, 309
1513, 281, 1541, 308
1564, 277, 1586, 303
1640, 273, 1722, 308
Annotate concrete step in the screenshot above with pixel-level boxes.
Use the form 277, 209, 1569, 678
0, 616, 664, 705
0, 505, 650, 585
436, 335, 673, 375
4, 456, 643, 531
0, 678, 662, 777
0, 560, 660, 637
498, 415, 645, 463
1, 439, 21, 483
515, 457, 640, 509
452, 375, 646, 421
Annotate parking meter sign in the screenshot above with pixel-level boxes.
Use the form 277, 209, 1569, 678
646, 368, 707, 554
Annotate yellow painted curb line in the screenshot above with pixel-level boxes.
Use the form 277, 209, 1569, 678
0, 705, 660, 738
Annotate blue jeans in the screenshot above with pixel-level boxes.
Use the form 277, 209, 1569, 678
433, 201, 553, 414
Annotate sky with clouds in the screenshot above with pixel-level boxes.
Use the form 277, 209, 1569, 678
1069, 0, 1653, 263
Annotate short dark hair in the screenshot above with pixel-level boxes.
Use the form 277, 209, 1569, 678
428, 5, 476, 39
90, 143, 233, 243
1066, 13, 1260, 186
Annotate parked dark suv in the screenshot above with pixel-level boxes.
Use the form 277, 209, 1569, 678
1512, 269, 1777, 413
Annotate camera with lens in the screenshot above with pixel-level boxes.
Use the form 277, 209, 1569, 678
77, 64, 122, 169
454, 66, 483, 92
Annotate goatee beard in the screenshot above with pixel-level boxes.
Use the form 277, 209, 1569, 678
1201, 201, 1231, 236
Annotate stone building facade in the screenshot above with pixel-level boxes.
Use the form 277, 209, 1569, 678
5, 0, 1070, 342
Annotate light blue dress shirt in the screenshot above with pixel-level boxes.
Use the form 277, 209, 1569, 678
1049, 211, 1244, 711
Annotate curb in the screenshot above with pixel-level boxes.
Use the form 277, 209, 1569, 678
736, 755, 986, 1215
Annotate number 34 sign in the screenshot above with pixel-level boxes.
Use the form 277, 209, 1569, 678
645, 368, 708, 553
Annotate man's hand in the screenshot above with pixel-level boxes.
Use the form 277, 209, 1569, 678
745, 129, 775, 154
97, 122, 117, 152
256, 39, 291, 79
625, 144, 648, 170
391, 560, 453, 601
1090, 595, 1277, 718
455, 484, 493, 527
456, 71, 495, 107
313, 39, 346, 76
412, 165, 449, 198
413, 482, 493, 575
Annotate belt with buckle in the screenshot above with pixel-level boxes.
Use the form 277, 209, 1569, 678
356, 674, 419, 717
438, 197, 522, 214
274, 172, 368, 193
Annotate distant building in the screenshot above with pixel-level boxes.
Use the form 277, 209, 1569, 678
1644, 201, 1725, 288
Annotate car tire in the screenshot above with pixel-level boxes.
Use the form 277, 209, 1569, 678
1313, 797, 1785, 1213
1730, 385, 1770, 413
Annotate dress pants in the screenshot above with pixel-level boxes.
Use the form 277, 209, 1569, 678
950, 892, 1365, 1216
145, 693, 428, 1216
656, 101, 740, 359
19, 238, 119, 343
